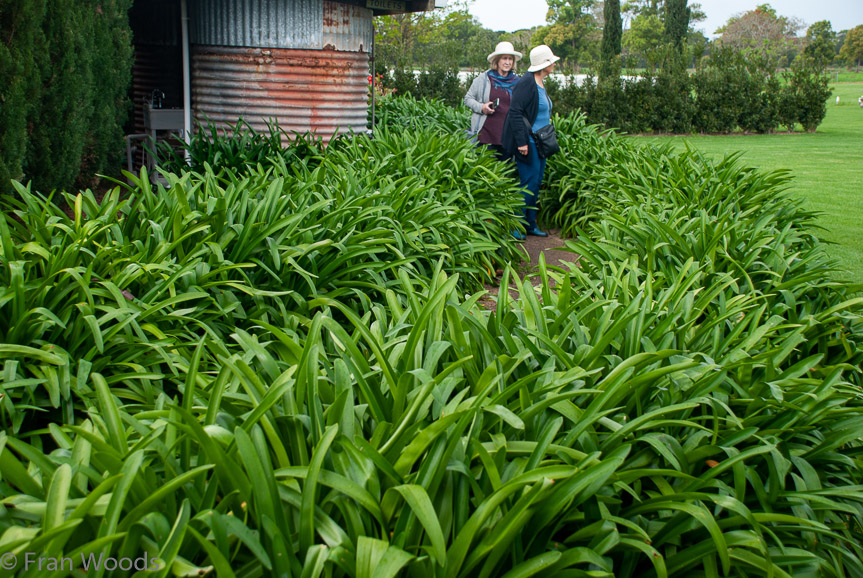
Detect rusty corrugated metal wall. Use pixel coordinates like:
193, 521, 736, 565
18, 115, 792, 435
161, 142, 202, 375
192, 46, 369, 139
188, 0, 372, 141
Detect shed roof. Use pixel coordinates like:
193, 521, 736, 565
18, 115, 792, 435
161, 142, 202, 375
331, 0, 445, 15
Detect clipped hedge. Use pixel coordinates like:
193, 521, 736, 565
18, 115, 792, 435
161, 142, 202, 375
545, 49, 832, 134
376, 48, 832, 135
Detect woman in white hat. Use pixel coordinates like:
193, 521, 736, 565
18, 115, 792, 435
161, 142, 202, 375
464, 41, 522, 159
501, 44, 560, 238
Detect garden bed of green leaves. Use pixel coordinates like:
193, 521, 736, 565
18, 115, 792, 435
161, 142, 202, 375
1, 95, 862, 577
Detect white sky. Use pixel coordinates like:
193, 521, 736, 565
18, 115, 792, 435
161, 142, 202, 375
466, 0, 863, 38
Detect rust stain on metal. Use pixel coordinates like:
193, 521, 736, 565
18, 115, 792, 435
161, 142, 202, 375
323, 1, 353, 28
192, 46, 370, 144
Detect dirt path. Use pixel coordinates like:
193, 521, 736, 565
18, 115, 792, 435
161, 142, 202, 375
481, 228, 580, 307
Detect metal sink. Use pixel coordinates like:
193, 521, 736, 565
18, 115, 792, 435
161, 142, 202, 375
144, 106, 184, 131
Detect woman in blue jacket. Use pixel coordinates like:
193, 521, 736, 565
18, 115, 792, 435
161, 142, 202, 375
502, 45, 560, 238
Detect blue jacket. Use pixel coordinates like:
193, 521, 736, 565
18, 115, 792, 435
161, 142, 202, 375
502, 72, 540, 159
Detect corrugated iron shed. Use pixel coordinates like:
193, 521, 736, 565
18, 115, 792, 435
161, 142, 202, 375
130, 0, 442, 146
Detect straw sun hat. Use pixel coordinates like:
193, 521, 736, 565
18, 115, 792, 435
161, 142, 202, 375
527, 44, 560, 72
487, 41, 522, 63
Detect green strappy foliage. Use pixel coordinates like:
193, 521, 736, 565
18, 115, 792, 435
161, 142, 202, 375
1, 96, 861, 577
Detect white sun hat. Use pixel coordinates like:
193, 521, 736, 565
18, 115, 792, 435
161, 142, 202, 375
487, 41, 523, 63
527, 44, 561, 72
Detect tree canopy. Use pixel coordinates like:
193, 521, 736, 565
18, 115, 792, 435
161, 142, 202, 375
374, 0, 495, 72
622, 0, 704, 67
804, 21, 837, 68
534, 0, 599, 70
716, 3, 803, 64
839, 25, 863, 72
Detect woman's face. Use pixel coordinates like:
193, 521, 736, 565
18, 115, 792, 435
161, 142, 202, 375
497, 55, 515, 74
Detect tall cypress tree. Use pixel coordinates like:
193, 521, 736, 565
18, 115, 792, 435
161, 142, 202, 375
599, 0, 622, 83
664, 0, 690, 52
25, 0, 95, 194
19, 0, 133, 194
0, 0, 46, 195
83, 0, 133, 185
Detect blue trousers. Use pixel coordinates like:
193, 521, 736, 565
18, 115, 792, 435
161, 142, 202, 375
515, 140, 547, 229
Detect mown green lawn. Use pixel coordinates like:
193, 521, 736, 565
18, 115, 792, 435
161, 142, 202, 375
831, 69, 863, 83
632, 82, 863, 284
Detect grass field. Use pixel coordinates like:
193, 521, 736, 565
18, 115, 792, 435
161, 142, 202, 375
633, 82, 863, 284
831, 69, 863, 83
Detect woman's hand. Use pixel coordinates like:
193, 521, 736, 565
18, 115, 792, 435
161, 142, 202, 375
481, 102, 495, 115
518, 145, 528, 156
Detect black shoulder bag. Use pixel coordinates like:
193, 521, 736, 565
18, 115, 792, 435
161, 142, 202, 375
522, 92, 560, 159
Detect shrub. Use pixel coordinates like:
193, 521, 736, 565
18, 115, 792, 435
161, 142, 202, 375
541, 112, 643, 232
156, 118, 324, 176
380, 66, 466, 109
545, 73, 591, 121
592, 78, 630, 131
619, 75, 656, 134
650, 60, 694, 133
691, 64, 740, 133
783, 56, 833, 132
2, 208, 861, 576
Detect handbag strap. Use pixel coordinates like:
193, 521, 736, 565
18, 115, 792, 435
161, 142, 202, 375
521, 87, 551, 140
522, 90, 553, 135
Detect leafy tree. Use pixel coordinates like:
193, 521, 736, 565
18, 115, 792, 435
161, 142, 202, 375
716, 4, 803, 66
622, 0, 703, 67
835, 29, 847, 61
503, 27, 541, 61
839, 25, 863, 72
375, 11, 445, 70
536, 0, 599, 70
600, 0, 622, 82
622, 0, 661, 20
623, 11, 663, 68
374, 0, 492, 72
804, 20, 837, 68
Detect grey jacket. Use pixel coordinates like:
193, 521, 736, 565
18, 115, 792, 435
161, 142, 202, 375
464, 72, 492, 136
